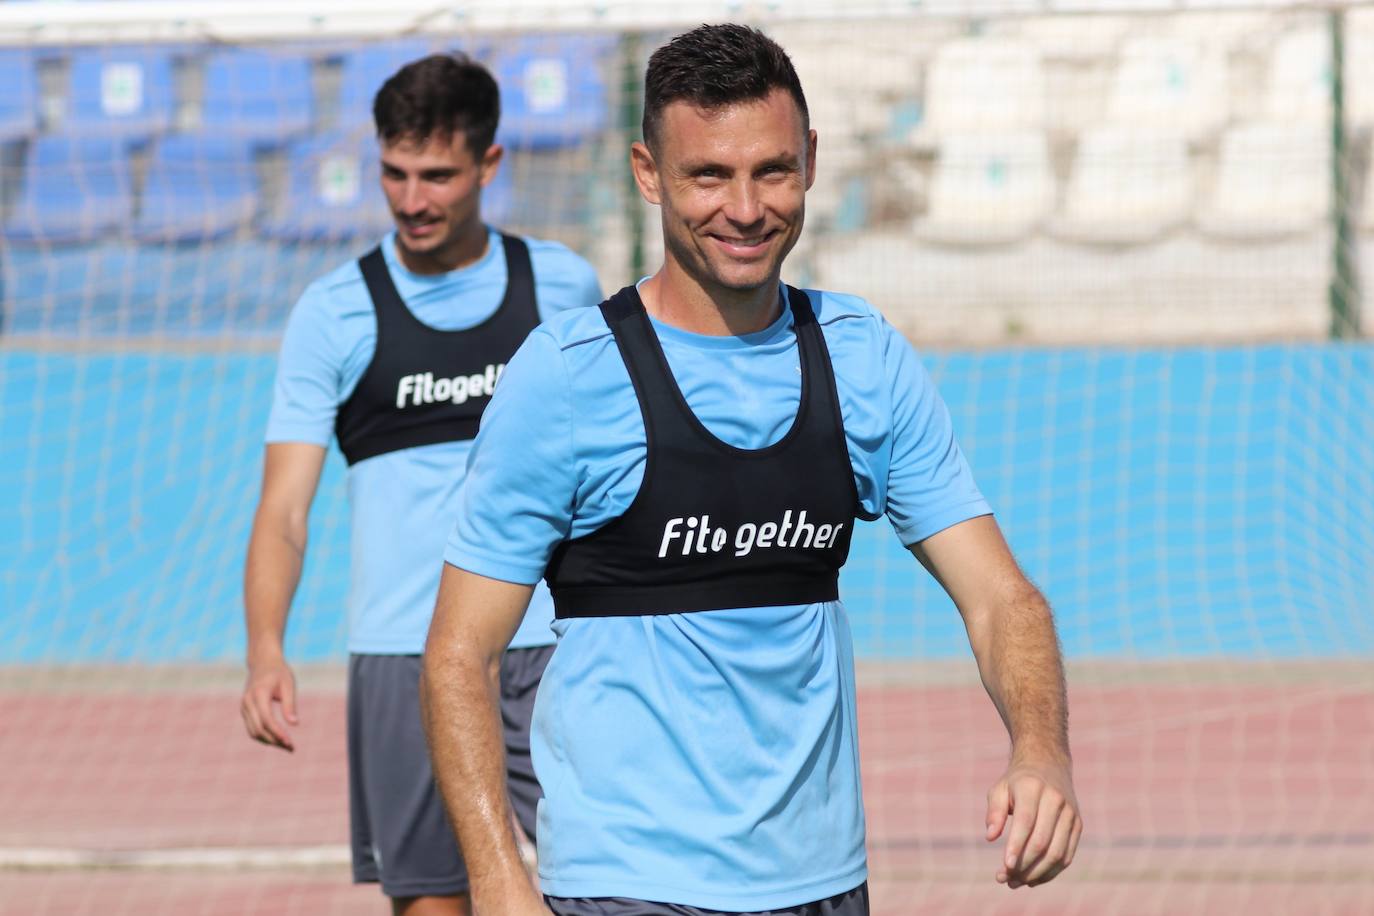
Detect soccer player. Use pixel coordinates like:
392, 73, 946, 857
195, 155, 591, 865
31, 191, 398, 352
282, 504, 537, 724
421, 25, 1081, 916
240, 53, 602, 916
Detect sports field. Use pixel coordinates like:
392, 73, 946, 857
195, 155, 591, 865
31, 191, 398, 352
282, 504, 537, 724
3, 3, 1373, 912
2, 342, 1371, 913
2, 661, 1369, 915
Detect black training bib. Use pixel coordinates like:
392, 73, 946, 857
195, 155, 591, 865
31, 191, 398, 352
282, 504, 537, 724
546, 284, 879, 618
334, 234, 539, 465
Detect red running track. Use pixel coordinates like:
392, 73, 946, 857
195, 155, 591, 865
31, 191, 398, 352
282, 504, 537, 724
1, 666, 1369, 915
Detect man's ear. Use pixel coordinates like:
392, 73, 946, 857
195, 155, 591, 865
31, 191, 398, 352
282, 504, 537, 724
479, 143, 504, 188
805, 129, 817, 191
630, 141, 661, 205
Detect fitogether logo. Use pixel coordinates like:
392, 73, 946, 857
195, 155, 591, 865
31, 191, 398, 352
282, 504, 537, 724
657, 510, 846, 559
395, 365, 504, 408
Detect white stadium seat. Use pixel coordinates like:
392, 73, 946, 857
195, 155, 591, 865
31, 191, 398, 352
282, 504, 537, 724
916, 131, 1054, 245
1345, 16, 1374, 128
1007, 14, 1131, 62
1054, 126, 1192, 244
916, 38, 1045, 141
1105, 36, 1229, 140
1265, 26, 1332, 122
1168, 10, 1273, 51
1197, 120, 1331, 239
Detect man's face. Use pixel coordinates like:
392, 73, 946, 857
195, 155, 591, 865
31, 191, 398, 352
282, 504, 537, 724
634, 88, 816, 296
379, 131, 499, 266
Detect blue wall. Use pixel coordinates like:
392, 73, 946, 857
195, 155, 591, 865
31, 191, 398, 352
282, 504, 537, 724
2, 344, 1371, 662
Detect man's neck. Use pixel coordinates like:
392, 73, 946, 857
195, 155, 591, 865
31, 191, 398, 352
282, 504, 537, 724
393, 221, 489, 276
640, 258, 781, 336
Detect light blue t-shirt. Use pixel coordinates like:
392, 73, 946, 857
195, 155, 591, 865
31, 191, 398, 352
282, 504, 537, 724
266, 228, 603, 653
444, 286, 991, 909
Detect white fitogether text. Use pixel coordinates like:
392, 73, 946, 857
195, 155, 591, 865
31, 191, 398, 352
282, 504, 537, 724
658, 510, 845, 559
395, 364, 504, 408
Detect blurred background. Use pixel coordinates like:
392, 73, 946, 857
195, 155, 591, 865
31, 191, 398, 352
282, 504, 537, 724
0, 1, 1370, 914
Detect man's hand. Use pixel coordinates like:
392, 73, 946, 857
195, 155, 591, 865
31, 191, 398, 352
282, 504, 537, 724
986, 758, 1082, 888
240, 654, 299, 752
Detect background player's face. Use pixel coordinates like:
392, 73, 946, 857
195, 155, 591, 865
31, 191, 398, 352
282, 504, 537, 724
379, 131, 502, 271
634, 88, 816, 295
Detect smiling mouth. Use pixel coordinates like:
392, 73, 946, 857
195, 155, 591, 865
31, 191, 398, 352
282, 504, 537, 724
398, 216, 440, 232
709, 230, 776, 253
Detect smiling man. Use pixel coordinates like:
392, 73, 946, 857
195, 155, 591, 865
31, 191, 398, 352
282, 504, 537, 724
422, 24, 1081, 916
241, 53, 601, 916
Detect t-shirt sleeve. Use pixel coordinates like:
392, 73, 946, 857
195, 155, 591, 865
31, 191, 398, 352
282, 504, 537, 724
881, 320, 992, 545
444, 327, 577, 584
532, 243, 605, 320
264, 282, 347, 446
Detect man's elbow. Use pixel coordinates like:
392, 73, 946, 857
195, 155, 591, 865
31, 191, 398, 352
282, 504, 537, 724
965, 576, 1054, 644
421, 628, 471, 685
253, 496, 310, 556
421, 623, 495, 689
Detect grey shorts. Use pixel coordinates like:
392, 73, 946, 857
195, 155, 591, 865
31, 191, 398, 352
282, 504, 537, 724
545, 883, 869, 916
347, 646, 552, 899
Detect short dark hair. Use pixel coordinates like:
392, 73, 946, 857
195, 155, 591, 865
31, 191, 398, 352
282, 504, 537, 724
373, 52, 500, 155
642, 24, 808, 151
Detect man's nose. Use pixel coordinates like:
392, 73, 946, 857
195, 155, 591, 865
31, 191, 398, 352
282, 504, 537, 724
723, 179, 764, 226
400, 181, 427, 214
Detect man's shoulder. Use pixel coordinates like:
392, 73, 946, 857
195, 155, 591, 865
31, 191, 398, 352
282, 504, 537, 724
294, 247, 372, 315
797, 286, 884, 328
532, 295, 615, 352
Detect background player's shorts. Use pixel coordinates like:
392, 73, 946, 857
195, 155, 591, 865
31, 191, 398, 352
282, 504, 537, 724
347, 646, 554, 899
544, 883, 869, 915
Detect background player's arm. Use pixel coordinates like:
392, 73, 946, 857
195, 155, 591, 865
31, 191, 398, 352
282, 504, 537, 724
421, 565, 551, 916
240, 441, 327, 752
910, 515, 1083, 888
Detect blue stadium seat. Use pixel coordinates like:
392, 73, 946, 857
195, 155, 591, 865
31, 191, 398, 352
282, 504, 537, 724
261, 131, 388, 243
134, 135, 259, 242
64, 46, 175, 140
0, 49, 39, 141
489, 35, 612, 150
262, 129, 512, 243
3, 136, 133, 244
337, 41, 436, 128
199, 49, 314, 146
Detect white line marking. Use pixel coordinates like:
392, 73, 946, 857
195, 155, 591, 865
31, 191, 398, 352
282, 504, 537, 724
0, 845, 351, 870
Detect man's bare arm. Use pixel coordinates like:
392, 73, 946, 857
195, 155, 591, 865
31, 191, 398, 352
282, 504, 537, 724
240, 442, 326, 752
911, 515, 1083, 888
421, 564, 550, 915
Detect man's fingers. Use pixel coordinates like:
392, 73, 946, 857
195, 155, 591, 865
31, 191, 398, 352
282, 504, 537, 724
240, 697, 264, 742
1066, 811, 1084, 866
266, 679, 298, 748
280, 675, 299, 726
251, 695, 286, 747
244, 684, 293, 751
260, 689, 295, 751
1015, 790, 1065, 878
985, 779, 1010, 842
1001, 777, 1041, 877
1023, 803, 1076, 885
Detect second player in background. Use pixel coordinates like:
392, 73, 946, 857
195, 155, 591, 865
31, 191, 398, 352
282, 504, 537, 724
240, 52, 602, 916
